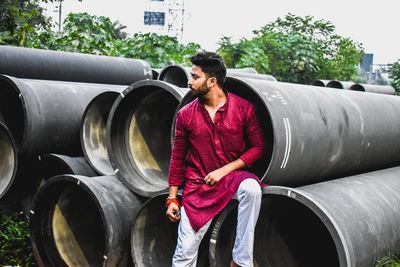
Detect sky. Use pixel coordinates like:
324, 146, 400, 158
42, 0, 400, 65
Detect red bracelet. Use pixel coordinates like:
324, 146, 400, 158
165, 198, 180, 208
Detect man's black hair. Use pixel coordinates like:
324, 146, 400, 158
190, 51, 227, 88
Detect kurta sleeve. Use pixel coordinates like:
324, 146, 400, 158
239, 104, 266, 167
168, 111, 188, 186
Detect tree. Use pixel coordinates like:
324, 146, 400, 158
0, 0, 52, 46
388, 59, 400, 95
218, 13, 364, 84
27, 12, 201, 67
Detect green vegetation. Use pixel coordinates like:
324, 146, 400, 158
376, 254, 400, 267
388, 59, 400, 95
218, 13, 365, 84
0, 204, 35, 266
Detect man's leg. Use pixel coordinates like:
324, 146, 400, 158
172, 206, 212, 267
232, 178, 262, 267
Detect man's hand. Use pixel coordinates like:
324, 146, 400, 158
204, 167, 227, 186
166, 203, 181, 222
204, 158, 246, 186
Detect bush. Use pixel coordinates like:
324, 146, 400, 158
0, 205, 36, 266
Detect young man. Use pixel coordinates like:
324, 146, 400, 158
166, 51, 266, 267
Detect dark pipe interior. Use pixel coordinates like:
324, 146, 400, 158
110, 86, 179, 194
350, 84, 365, 92
131, 195, 210, 267
159, 67, 189, 88
0, 79, 24, 144
82, 93, 118, 175
213, 196, 339, 267
0, 124, 16, 196
39, 156, 74, 181
32, 181, 105, 266
326, 81, 343, 89
311, 80, 326, 87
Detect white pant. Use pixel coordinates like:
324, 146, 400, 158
172, 178, 262, 267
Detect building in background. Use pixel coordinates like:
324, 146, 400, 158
143, 0, 185, 42
359, 53, 389, 85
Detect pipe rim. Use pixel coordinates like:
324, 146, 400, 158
30, 174, 109, 266
107, 80, 185, 197
0, 75, 28, 148
81, 91, 120, 175
157, 64, 190, 87
0, 122, 18, 198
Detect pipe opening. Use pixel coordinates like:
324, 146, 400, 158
131, 195, 178, 266
0, 123, 17, 197
109, 85, 180, 195
82, 92, 118, 175
326, 81, 343, 89
32, 181, 105, 266
175, 77, 273, 180
158, 66, 189, 88
212, 196, 339, 266
131, 194, 210, 266
0, 78, 24, 144
311, 80, 326, 87
350, 84, 365, 92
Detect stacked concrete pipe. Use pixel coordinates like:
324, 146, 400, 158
349, 83, 396, 95
210, 166, 400, 267
0, 74, 127, 156
157, 64, 276, 87
177, 76, 400, 187
81, 91, 125, 175
326, 80, 355, 89
311, 79, 330, 87
0, 45, 152, 84
30, 175, 144, 266
107, 80, 189, 197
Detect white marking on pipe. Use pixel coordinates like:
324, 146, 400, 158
280, 117, 291, 169
114, 168, 119, 174
77, 180, 80, 185
38, 155, 41, 160
210, 238, 216, 244
30, 210, 35, 214
18, 93, 22, 98
120, 92, 125, 98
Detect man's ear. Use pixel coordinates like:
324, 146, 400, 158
208, 77, 217, 88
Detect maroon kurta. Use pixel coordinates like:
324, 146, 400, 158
168, 92, 266, 232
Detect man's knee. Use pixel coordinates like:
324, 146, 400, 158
240, 179, 261, 199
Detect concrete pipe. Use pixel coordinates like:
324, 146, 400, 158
38, 154, 98, 180
0, 74, 127, 156
20, 154, 98, 213
0, 122, 18, 198
210, 166, 400, 267
349, 83, 396, 95
30, 174, 144, 267
81, 91, 124, 175
157, 64, 275, 87
131, 193, 212, 267
107, 80, 188, 197
326, 80, 355, 89
311, 79, 330, 87
176, 76, 400, 186
152, 68, 161, 80
0, 45, 152, 84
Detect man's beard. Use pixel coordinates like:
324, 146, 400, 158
190, 80, 209, 99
